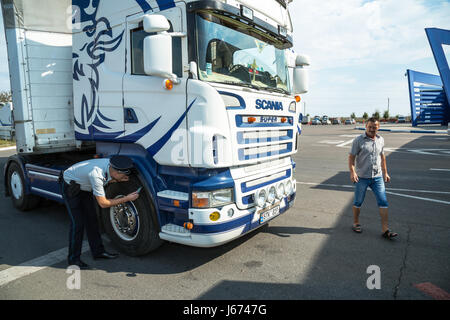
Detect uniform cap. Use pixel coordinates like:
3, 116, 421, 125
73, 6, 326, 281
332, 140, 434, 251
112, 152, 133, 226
109, 155, 134, 175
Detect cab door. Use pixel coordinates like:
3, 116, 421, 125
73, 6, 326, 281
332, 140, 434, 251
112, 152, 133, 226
123, 4, 189, 165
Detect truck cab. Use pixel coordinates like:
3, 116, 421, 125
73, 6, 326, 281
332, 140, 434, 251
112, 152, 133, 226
2, 0, 309, 255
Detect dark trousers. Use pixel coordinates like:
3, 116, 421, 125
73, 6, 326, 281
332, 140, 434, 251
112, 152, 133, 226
61, 182, 105, 263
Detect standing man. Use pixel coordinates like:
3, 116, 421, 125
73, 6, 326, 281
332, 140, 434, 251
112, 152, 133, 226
61, 155, 140, 269
348, 118, 398, 239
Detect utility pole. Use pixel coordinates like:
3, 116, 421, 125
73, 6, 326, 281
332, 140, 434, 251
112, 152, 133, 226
387, 98, 390, 114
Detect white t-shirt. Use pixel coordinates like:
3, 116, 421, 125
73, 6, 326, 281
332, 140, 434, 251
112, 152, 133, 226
63, 159, 112, 197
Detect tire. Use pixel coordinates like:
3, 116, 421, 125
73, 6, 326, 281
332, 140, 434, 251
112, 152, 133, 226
101, 177, 164, 256
7, 162, 41, 211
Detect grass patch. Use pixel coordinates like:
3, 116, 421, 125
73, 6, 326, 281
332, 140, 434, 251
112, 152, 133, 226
0, 139, 15, 148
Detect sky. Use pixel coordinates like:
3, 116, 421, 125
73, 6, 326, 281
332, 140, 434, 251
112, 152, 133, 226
289, 0, 450, 118
1, 0, 449, 118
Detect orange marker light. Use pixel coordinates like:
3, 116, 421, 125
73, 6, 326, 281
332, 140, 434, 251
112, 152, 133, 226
281, 117, 287, 123
164, 79, 174, 90
173, 200, 180, 207
248, 116, 256, 123
183, 222, 193, 230
295, 95, 301, 103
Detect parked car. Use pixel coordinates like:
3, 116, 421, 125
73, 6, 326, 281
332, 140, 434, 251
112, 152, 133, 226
312, 119, 322, 125
344, 119, 352, 125
397, 116, 406, 123
332, 119, 341, 125
301, 115, 311, 124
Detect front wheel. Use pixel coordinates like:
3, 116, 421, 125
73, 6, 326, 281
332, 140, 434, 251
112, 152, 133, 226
101, 178, 164, 256
7, 162, 41, 211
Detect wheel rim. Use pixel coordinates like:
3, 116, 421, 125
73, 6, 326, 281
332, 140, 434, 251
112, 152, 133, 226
10, 171, 23, 200
110, 197, 140, 241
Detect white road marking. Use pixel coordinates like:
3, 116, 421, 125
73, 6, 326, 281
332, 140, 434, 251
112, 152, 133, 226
0, 146, 16, 152
408, 149, 450, 156
430, 168, 450, 172
318, 140, 345, 145
385, 191, 450, 205
336, 139, 355, 148
0, 241, 89, 287
297, 181, 450, 205
296, 181, 450, 195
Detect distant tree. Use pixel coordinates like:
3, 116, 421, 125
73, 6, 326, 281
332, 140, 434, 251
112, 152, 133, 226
350, 112, 356, 119
383, 110, 389, 121
0, 91, 12, 103
372, 110, 380, 120
362, 112, 369, 121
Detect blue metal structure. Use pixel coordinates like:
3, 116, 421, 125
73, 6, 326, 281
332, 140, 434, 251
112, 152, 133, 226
407, 28, 450, 127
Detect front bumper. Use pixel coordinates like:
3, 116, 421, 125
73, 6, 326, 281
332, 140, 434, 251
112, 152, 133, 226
159, 192, 296, 247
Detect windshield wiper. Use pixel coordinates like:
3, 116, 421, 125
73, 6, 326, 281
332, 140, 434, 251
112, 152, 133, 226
214, 81, 261, 90
240, 82, 261, 90
262, 87, 289, 95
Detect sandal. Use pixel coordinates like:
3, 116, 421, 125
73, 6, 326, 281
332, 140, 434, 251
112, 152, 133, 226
352, 224, 362, 233
382, 230, 398, 239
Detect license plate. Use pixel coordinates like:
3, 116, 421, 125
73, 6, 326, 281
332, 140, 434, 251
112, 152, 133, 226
260, 116, 278, 123
259, 205, 280, 224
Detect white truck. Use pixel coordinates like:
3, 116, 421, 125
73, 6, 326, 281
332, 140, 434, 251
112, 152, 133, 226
1, 0, 309, 256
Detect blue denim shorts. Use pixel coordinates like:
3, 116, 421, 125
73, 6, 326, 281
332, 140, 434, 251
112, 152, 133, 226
353, 176, 388, 208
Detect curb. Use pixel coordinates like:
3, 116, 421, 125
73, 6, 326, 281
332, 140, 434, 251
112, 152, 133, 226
355, 127, 447, 134
0, 146, 16, 152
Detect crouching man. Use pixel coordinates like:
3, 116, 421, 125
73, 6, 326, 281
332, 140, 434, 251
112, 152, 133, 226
61, 155, 139, 269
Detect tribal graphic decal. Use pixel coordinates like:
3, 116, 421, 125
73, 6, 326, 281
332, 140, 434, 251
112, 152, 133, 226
72, 0, 191, 156
73, 0, 124, 138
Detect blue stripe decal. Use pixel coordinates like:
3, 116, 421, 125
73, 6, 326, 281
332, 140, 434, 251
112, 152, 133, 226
192, 212, 254, 234
240, 169, 291, 193
135, 0, 152, 12
156, 0, 176, 10
134, 0, 175, 12
147, 99, 196, 157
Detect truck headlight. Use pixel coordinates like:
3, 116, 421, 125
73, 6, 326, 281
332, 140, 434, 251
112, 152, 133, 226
276, 182, 285, 199
286, 180, 293, 195
268, 186, 276, 204
255, 189, 267, 207
192, 188, 234, 208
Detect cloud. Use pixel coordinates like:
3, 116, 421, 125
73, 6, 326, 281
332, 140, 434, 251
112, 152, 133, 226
290, 0, 450, 70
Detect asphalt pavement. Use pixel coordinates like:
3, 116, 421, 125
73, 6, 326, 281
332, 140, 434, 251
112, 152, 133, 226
0, 124, 449, 300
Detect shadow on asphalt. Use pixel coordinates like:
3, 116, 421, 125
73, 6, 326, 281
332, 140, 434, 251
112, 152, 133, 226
197, 135, 450, 299
1, 134, 450, 299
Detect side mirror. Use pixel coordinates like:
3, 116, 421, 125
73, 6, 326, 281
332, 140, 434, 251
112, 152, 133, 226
143, 33, 173, 78
143, 14, 170, 33
142, 15, 174, 79
293, 54, 310, 94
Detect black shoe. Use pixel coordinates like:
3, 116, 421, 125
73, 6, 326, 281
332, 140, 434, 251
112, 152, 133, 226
68, 260, 90, 270
93, 251, 119, 260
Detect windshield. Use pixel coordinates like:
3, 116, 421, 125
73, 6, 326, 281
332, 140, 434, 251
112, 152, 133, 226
195, 12, 291, 94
